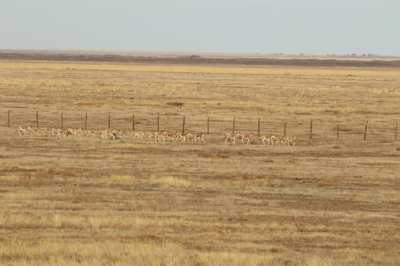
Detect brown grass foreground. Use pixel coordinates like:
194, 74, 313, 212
0, 60, 400, 265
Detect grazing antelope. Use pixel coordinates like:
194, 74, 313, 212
86, 130, 98, 138
191, 133, 206, 143
225, 132, 241, 144
16, 126, 31, 136
41, 127, 57, 136
275, 136, 288, 146
261, 135, 276, 145
241, 133, 254, 144
55, 129, 68, 138
286, 136, 297, 146
67, 128, 82, 138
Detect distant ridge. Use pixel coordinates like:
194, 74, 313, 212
1, 48, 400, 68
1, 48, 399, 60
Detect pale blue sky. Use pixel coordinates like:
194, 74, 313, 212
1, 0, 399, 55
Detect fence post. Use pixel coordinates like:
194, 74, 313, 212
233, 116, 235, 134
108, 114, 111, 129
309, 119, 313, 142
337, 122, 339, 140
85, 113, 87, 130
363, 120, 368, 140
207, 117, 210, 134
284, 120, 286, 136
132, 115, 135, 131
395, 122, 398, 141
8, 110, 10, 127
258, 118, 260, 137
61, 112, 63, 129
182, 116, 185, 134
36, 111, 39, 128
157, 115, 160, 132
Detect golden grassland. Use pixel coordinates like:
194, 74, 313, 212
0, 60, 400, 265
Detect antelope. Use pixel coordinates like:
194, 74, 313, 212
86, 130, 98, 138
191, 133, 206, 143
164, 132, 177, 142
67, 128, 82, 138
152, 130, 168, 141
176, 132, 192, 142
241, 133, 254, 144
286, 136, 297, 146
261, 135, 276, 145
225, 132, 241, 144
29, 128, 41, 137
275, 136, 288, 146
55, 129, 68, 138
119, 130, 129, 139
41, 127, 57, 136
132, 132, 145, 140
100, 129, 118, 139
16, 126, 31, 136
146, 132, 155, 141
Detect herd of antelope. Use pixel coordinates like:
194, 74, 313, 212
225, 132, 296, 146
16, 126, 297, 146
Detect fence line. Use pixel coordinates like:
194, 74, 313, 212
3, 110, 399, 142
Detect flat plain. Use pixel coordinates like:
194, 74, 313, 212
0, 60, 400, 265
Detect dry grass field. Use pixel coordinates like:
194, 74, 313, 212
0, 60, 400, 265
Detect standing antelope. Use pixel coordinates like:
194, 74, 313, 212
29, 128, 41, 137
119, 130, 129, 139
16, 126, 31, 136
286, 136, 297, 146
225, 132, 241, 144
275, 136, 288, 146
176, 132, 192, 142
100, 129, 119, 139
261, 135, 276, 145
132, 132, 145, 140
41, 127, 57, 136
241, 133, 254, 144
191, 133, 206, 143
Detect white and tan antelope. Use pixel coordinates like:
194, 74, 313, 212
241, 133, 254, 144
261, 135, 276, 145
67, 128, 82, 138
28, 128, 41, 137
191, 133, 206, 143
119, 130, 129, 139
100, 129, 118, 139
164, 132, 178, 142
16, 126, 31, 136
151, 130, 169, 141
56, 129, 69, 138
86, 130, 98, 138
286, 136, 297, 146
132, 132, 145, 140
225, 132, 241, 144
176, 132, 192, 142
275, 136, 288, 146
41, 127, 57, 136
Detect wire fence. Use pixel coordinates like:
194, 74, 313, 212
2, 109, 398, 143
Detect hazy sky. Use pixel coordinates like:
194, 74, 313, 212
1, 0, 399, 55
